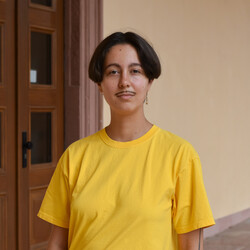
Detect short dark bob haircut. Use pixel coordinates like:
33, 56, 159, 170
88, 32, 161, 84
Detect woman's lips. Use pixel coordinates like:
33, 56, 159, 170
115, 90, 136, 97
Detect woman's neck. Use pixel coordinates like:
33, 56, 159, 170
106, 112, 153, 142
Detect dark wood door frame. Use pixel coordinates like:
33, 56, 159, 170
64, 0, 103, 148
0, 0, 16, 249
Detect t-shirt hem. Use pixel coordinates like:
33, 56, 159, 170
37, 211, 69, 229
175, 218, 215, 234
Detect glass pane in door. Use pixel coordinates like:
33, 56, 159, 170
31, 0, 52, 7
31, 112, 52, 164
30, 32, 52, 85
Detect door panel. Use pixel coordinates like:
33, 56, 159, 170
29, 187, 51, 248
17, 0, 64, 249
0, 0, 63, 248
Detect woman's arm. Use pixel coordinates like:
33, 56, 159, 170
47, 225, 69, 250
178, 228, 203, 250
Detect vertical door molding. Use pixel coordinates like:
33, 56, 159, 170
0, 0, 16, 249
17, 1, 29, 248
64, 0, 103, 148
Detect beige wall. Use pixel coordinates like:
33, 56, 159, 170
103, 0, 250, 220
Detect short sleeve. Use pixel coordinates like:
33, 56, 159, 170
37, 151, 70, 228
173, 156, 215, 234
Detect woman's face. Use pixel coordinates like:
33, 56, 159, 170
99, 44, 153, 116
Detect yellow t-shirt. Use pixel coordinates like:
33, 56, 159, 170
38, 125, 215, 249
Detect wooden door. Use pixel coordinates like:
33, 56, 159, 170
0, 0, 16, 249
17, 0, 64, 249
0, 0, 63, 249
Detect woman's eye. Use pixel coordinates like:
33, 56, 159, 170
131, 69, 141, 74
109, 70, 119, 75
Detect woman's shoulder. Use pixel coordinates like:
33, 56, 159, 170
58, 130, 103, 164
56, 130, 104, 176
156, 126, 190, 145
155, 126, 199, 159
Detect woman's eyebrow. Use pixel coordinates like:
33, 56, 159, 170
104, 63, 120, 70
129, 63, 142, 68
104, 63, 142, 70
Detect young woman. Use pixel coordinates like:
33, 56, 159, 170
38, 32, 215, 250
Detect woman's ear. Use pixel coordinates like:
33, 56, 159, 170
98, 84, 103, 93
148, 79, 154, 90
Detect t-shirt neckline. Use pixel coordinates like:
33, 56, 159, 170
99, 125, 159, 148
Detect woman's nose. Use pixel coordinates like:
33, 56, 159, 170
118, 72, 130, 88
